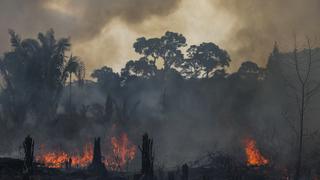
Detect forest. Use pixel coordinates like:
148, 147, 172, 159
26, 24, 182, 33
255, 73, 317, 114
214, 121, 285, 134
1, 29, 320, 180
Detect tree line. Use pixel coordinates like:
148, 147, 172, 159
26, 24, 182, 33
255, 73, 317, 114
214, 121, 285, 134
0, 29, 320, 179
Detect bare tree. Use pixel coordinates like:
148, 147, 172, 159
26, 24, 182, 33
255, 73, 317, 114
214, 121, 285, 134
284, 36, 320, 180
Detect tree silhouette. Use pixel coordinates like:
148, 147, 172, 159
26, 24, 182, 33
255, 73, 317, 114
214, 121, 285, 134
91, 66, 120, 93
64, 55, 85, 111
121, 57, 157, 81
0, 29, 83, 124
184, 42, 231, 78
238, 61, 265, 80
133, 31, 186, 72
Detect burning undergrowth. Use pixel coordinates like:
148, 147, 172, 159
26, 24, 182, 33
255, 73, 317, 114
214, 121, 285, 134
35, 132, 136, 171
244, 138, 269, 166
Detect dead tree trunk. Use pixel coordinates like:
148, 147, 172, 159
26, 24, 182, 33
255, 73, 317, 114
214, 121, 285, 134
181, 164, 189, 180
139, 133, 154, 180
168, 172, 175, 180
92, 137, 102, 164
23, 135, 34, 179
283, 37, 320, 180
89, 137, 106, 173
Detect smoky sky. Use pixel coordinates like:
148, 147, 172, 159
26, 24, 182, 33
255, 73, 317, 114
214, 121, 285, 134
0, 0, 320, 73
214, 0, 320, 67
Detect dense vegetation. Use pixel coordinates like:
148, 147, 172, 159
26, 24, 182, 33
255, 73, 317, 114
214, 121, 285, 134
0, 30, 320, 177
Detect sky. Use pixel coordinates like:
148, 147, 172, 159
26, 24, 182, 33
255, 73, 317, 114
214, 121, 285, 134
0, 0, 320, 74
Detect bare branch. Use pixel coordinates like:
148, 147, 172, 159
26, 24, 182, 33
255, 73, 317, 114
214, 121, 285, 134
293, 34, 304, 85
282, 111, 298, 137
306, 82, 320, 98
303, 37, 312, 84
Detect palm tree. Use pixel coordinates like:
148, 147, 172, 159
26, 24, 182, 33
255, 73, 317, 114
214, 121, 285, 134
64, 55, 85, 112
0, 29, 85, 124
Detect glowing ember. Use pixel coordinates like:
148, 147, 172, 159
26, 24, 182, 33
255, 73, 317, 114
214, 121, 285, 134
69, 143, 93, 167
36, 144, 93, 168
105, 133, 137, 171
244, 138, 269, 166
36, 151, 69, 168
36, 133, 136, 170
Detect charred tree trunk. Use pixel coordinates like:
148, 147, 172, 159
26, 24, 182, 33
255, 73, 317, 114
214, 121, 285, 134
181, 164, 189, 180
168, 172, 175, 180
139, 133, 154, 180
23, 135, 34, 179
92, 137, 102, 164
89, 137, 106, 173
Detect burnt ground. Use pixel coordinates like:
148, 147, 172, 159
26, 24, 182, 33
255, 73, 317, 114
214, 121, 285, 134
0, 157, 290, 180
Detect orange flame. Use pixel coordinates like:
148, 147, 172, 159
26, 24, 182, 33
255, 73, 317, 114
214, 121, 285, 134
36, 151, 69, 168
70, 143, 93, 168
244, 138, 269, 166
36, 144, 93, 168
105, 133, 137, 171
36, 133, 136, 170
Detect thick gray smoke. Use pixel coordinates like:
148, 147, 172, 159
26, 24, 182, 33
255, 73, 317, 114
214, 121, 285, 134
0, 0, 182, 52
213, 0, 320, 65
1, 0, 320, 171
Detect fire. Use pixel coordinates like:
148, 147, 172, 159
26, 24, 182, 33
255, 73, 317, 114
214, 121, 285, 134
36, 151, 69, 168
244, 138, 269, 166
36, 144, 93, 168
36, 133, 137, 170
105, 133, 137, 170
69, 143, 93, 168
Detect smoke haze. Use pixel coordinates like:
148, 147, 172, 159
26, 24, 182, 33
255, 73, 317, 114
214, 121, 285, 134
1, 0, 319, 74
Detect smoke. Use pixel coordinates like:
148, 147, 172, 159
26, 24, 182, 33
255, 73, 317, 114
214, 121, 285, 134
1, 0, 320, 73
2, 0, 320, 169
0, 0, 182, 39
213, 0, 320, 67
0, 0, 182, 71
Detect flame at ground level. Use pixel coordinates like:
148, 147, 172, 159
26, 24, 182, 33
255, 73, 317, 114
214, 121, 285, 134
244, 138, 269, 166
105, 133, 137, 171
36, 143, 97, 168
36, 133, 136, 170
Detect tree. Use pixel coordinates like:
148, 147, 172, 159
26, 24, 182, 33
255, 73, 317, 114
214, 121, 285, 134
23, 135, 34, 178
238, 61, 265, 80
133, 31, 186, 72
91, 66, 120, 93
159, 31, 186, 70
283, 37, 320, 180
266, 42, 284, 88
121, 57, 157, 81
133, 37, 161, 65
183, 42, 231, 79
64, 55, 85, 111
0, 29, 83, 124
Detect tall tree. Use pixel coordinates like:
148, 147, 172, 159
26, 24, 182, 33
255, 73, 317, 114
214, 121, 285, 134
91, 66, 120, 93
64, 55, 85, 111
183, 42, 231, 79
133, 31, 186, 72
0, 29, 83, 124
283, 37, 320, 180
121, 57, 157, 81
237, 61, 265, 80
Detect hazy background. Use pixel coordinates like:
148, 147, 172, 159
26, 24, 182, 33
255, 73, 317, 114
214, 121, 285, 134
1, 0, 320, 171
1, 0, 320, 74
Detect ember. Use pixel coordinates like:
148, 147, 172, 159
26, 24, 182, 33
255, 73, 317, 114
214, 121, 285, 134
244, 138, 269, 166
36, 151, 69, 168
36, 144, 93, 168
